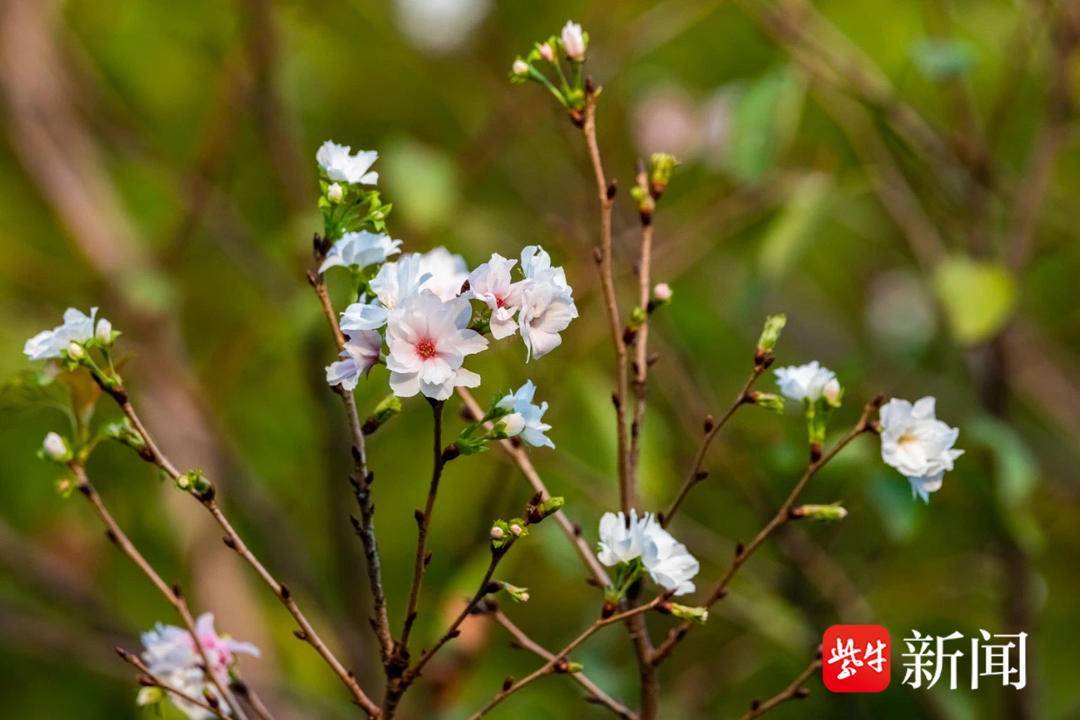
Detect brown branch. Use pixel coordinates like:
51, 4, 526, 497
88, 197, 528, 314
309, 270, 394, 665
661, 366, 766, 527
581, 84, 632, 514
402, 544, 514, 686
466, 595, 670, 720
457, 387, 611, 587
383, 399, 448, 714
628, 163, 655, 482
739, 656, 821, 720
108, 394, 381, 717
651, 396, 882, 665
116, 646, 229, 719
1006, 1, 1079, 270
68, 464, 247, 720
488, 608, 637, 720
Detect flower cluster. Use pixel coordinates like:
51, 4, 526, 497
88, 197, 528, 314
879, 396, 964, 502
317, 141, 577, 401
139, 614, 258, 719
597, 509, 700, 597
511, 21, 591, 112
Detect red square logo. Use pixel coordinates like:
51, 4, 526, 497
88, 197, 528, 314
822, 624, 891, 693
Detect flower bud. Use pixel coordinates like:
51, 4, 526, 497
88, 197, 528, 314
66, 342, 85, 360
647, 153, 678, 198
539, 41, 555, 63
490, 525, 506, 540
94, 318, 113, 345
653, 283, 672, 303
42, 432, 69, 461
560, 21, 587, 62
664, 603, 709, 624
748, 391, 785, 414
490, 520, 513, 549
823, 378, 843, 408
527, 495, 564, 523
790, 503, 848, 522
495, 412, 525, 438
327, 182, 344, 203
512, 58, 529, 76
508, 518, 528, 537
500, 582, 530, 603
756, 314, 787, 355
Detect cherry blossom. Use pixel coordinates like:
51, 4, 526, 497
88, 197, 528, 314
880, 396, 964, 502
385, 291, 488, 400
468, 253, 523, 339
319, 231, 402, 274
316, 140, 379, 185
495, 380, 554, 448
325, 330, 382, 391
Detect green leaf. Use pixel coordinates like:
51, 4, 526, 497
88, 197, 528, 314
758, 172, 832, 280
726, 66, 805, 184
932, 256, 1017, 344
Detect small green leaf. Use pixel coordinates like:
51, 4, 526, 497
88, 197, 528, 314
933, 256, 1017, 344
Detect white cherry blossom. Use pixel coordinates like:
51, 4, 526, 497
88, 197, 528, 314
468, 253, 523, 339
597, 509, 653, 567
880, 396, 964, 502
641, 522, 699, 596
496, 380, 554, 448
418, 246, 469, 300
325, 330, 382, 391
774, 361, 837, 403
518, 278, 577, 361
319, 231, 402, 274
385, 291, 488, 400
316, 141, 379, 185
24, 307, 108, 361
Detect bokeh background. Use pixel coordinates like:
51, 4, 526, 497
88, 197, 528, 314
0, 0, 1078, 718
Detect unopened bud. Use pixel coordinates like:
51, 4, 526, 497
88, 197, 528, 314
495, 412, 525, 439
94, 318, 114, 345
652, 283, 673, 303
665, 603, 709, 624
527, 495, 564, 523
749, 391, 785, 414
648, 153, 678, 198
539, 41, 555, 63
490, 525, 506, 540
512, 58, 529, 76
756, 314, 787, 355
327, 183, 344, 203
66, 342, 85, 360
790, 503, 848, 522
42, 432, 69, 461
823, 378, 843, 408
508, 519, 528, 538
500, 582, 530, 603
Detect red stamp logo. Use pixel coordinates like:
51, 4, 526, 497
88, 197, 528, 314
822, 625, 891, 693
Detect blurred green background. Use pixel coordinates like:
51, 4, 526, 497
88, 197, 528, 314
0, 0, 1077, 718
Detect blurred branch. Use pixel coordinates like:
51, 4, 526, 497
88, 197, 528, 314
739, 655, 820, 720
67, 463, 249, 720
487, 606, 637, 719
457, 387, 611, 588
651, 397, 881, 665
466, 595, 670, 720
1006, 0, 1079, 270
115, 646, 229, 720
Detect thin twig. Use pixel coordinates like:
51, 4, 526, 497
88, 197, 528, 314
488, 608, 637, 720
68, 464, 247, 720
628, 163, 655, 482
581, 84, 632, 514
661, 366, 765, 527
739, 656, 821, 720
107, 394, 381, 717
651, 397, 882, 666
116, 646, 229, 719
403, 543, 514, 685
466, 595, 670, 719
457, 387, 611, 587
309, 270, 394, 665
